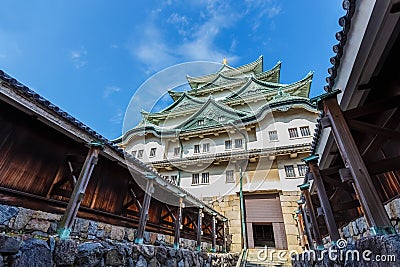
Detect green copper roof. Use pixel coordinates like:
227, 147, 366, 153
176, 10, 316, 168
177, 97, 249, 132
186, 56, 264, 89
155, 92, 204, 114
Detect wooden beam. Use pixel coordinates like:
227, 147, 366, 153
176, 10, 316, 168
299, 204, 314, 250
339, 168, 353, 183
46, 161, 66, 198
306, 158, 340, 242
361, 108, 400, 157
295, 210, 306, 248
222, 220, 227, 252
320, 165, 342, 176
300, 184, 323, 249
211, 214, 217, 252
174, 196, 185, 249
128, 187, 142, 210
135, 175, 155, 244
58, 144, 102, 238
323, 97, 394, 235
348, 119, 400, 140
343, 95, 400, 119
196, 208, 203, 251
367, 155, 400, 175
332, 199, 360, 212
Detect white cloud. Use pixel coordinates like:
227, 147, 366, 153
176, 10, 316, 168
267, 6, 281, 18
244, 0, 281, 32
103, 86, 121, 98
130, 1, 242, 72
109, 108, 123, 125
70, 47, 88, 69
167, 13, 189, 36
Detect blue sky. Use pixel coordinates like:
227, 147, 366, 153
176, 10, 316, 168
0, 1, 344, 139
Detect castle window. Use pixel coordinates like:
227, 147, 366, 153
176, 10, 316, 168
235, 138, 243, 148
284, 165, 295, 177
192, 174, 199, 185
203, 143, 210, 153
288, 128, 299, 138
198, 119, 204, 126
268, 130, 278, 141
225, 140, 232, 150
300, 126, 311, 136
218, 116, 225, 122
202, 172, 210, 184
226, 170, 234, 183
194, 144, 200, 154
137, 150, 144, 159
174, 147, 180, 156
132, 151, 137, 157
149, 148, 157, 157
298, 165, 307, 177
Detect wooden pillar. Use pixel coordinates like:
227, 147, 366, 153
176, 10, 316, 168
174, 195, 185, 249
58, 142, 102, 239
211, 213, 217, 252
299, 203, 314, 250
196, 207, 203, 251
300, 183, 323, 250
304, 156, 341, 243
135, 175, 156, 244
322, 96, 394, 235
222, 219, 227, 253
295, 209, 306, 248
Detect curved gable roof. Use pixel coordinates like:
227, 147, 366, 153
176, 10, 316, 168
186, 56, 263, 89
226, 71, 313, 101
176, 97, 249, 132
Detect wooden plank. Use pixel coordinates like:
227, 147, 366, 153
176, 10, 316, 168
174, 196, 184, 248
348, 119, 400, 140
308, 161, 340, 242
302, 187, 323, 249
332, 199, 360, 212
361, 108, 400, 157
222, 220, 227, 252
367, 155, 400, 175
135, 176, 155, 244
196, 208, 203, 251
127, 187, 142, 210
323, 97, 393, 234
211, 214, 216, 252
46, 161, 66, 198
51, 188, 72, 198
300, 206, 314, 250
58, 145, 101, 237
344, 96, 400, 119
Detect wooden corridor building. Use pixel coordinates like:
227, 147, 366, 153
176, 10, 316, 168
296, 0, 400, 249
0, 70, 228, 251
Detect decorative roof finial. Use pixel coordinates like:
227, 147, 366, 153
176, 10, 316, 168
222, 58, 228, 65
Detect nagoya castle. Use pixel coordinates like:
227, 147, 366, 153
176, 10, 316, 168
119, 56, 318, 255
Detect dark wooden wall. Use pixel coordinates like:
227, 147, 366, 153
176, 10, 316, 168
0, 100, 215, 242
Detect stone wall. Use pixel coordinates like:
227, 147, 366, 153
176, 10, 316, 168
0, 204, 213, 252
280, 190, 302, 252
207, 195, 241, 252
322, 197, 400, 246
0, 234, 239, 267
